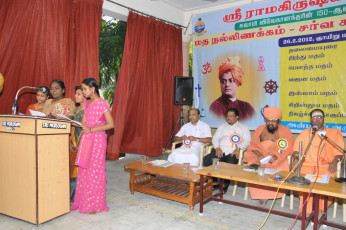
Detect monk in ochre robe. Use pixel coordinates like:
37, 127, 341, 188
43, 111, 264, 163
209, 56, 255, 121
243, 106, 294, 206
293, 109, 344, 214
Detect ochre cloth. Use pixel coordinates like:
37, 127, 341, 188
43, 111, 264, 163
294, 127, 344, 214
209, 95, 255, 121
263, 106, 282, 119
218, 56, 244, 86
244, 124, 294, 199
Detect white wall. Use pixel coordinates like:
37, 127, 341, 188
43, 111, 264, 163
102, 0, 268, 35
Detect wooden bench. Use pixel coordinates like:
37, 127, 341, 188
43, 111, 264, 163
124, 160, 213, 211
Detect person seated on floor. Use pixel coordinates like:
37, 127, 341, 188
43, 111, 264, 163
203, 108, 251, 193
168, 108, 212, 166
243, 106, 294, 207
293, 109, 344, 214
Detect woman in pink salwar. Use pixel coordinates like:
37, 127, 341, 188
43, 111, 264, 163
71, 78, 114, 214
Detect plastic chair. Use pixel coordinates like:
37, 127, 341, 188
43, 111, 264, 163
232, 149, 246, 197
171, 141, 213, 168
280, 155, 294, 209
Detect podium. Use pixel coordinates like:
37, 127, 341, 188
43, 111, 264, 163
0, 115, 71, 224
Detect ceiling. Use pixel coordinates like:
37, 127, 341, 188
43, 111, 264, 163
152, 0, 246, 11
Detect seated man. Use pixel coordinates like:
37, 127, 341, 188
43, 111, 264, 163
293, 109, 344, 214
243, 106, 294, 206
203, 108, 251, 193
168, 108, 212, 166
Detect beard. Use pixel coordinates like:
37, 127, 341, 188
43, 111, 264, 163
267, 124, 278, 134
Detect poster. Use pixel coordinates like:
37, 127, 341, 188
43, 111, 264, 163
192, 0, 346, 134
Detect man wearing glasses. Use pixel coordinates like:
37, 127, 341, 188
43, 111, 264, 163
243, 106, 294, 207
293, 109, 344, 214
203, 108, 251, 193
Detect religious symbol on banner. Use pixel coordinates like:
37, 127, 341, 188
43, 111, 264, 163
260, 105, 269, 118
230, 134, 242, 150
195, 84, 202, 97
277, 138, 288, 154
258, 56, 265, 71
264, 79, 278, 95
183, 139, 193, 148
201, 62, 212, 74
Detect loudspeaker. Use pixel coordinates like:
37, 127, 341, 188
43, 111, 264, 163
174, 76, 193, 105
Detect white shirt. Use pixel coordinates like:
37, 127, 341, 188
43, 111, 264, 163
176, 120, 212, 151
212, 121, 251, 156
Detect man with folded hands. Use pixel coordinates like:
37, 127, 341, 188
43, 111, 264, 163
243, 106, 294, 207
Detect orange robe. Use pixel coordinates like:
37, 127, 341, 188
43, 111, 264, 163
294, 127, 344, 214
244, 124, 294, 199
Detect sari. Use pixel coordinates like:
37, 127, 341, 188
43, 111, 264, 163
71, 99, 110, 213
69, 106, 84, 202
43, 98, 75, 117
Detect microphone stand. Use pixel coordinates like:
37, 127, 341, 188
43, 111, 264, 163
320, 134, 346, 184
287, 140, 311, 185
162, 105, 185, 155
287, 127, 317, 185
12, 86, 39, 114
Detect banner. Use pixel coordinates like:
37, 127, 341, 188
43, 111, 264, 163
192, 0, 346, 134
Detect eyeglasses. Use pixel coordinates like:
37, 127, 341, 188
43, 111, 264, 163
312, 115, 323, 120
265, 118, 279, 123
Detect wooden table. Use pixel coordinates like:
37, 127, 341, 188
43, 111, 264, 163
124, 160, 213, 210
197, 163, 346, 230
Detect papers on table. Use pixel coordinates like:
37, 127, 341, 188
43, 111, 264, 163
243, 166, 281, 175
56, 114, 82, 126
260, 155, 272, 165
305, 174, 330, 184
29, 109, 46, 117
149, 160, 175, 168
264, 168, 281, 175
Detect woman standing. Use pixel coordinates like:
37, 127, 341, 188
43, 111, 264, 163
43, 79, 75, 118
71, 78, 114, 214
70, 86, 86, 202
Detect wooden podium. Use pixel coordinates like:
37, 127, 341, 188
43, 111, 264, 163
0, 115, 71, 224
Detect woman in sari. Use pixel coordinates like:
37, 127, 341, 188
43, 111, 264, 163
25, 86, 49, 115
70, 86, 86, 203
43, 79, 75, 118
71, 78, 114, 214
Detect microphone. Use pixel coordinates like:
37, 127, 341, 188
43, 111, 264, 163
36, 87, 47, 92
318, 130, 327, 139
12, 86, 45, 114
312, 126, 318, 135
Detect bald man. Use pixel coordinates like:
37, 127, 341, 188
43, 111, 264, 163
168, 108, 212, 166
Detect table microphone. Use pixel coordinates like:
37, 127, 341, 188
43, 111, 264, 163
312, 125, 318, 135
12, 86, 46, 114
